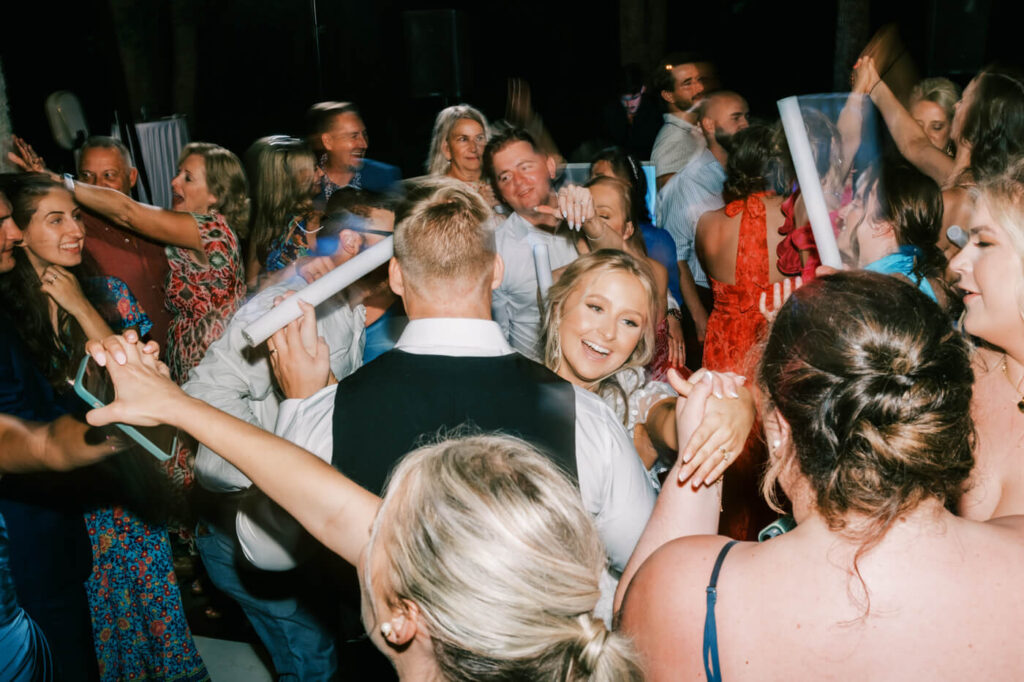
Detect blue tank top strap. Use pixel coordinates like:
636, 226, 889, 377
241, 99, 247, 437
703, 540, 739, 682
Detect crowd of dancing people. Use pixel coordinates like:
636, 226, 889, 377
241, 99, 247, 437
0, 37, 1023, 682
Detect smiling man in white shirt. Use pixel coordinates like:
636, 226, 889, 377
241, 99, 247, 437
485, 128, 581, 361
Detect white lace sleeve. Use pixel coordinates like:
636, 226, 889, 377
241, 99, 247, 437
604, 368, 678, 433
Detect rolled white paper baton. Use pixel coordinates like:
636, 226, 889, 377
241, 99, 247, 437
532, 242, 554, 299
242, 236, 394, 347
777, 96, 842, 269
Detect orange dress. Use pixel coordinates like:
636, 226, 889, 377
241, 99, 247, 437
702, 192, 778, 540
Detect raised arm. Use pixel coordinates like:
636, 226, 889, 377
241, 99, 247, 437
7, 138, 204, 252
86, 332, 379, 566
856, 56, 956, 186
69, 180, 203, 251
613, 371, 725, 614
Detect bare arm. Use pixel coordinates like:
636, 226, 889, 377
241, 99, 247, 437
71, 182, 203, 251
39, 265, 114, 342
614, 374, 722, 613
86, 333, 380, 566
676, 260, 708, 341
857, 57, 955, 186
0, 413, 119, 476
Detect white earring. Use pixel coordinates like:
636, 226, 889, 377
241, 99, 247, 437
771, 439, 781, 450
380, 622, 393, 638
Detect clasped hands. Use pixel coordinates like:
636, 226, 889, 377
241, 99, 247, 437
668, 368, 755, 488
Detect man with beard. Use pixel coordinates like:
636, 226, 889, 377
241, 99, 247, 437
658, 91, 749, 366
650, 53, 710, 190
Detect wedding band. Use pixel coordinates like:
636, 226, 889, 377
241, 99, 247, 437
268, 348, 278, 355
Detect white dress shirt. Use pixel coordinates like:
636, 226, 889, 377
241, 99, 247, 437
185, 276, 366, 492
238, 317, 656, 623
658, 149, 726, 289
492, 212, 579, 360
651, 113, 707, 179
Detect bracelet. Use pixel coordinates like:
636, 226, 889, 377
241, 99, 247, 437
63, 173, 76, 193
667, 308, 684, 321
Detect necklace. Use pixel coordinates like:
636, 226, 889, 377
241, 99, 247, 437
999, 354, 1024, 413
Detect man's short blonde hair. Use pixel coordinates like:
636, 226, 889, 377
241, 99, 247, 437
393, 178, 494, 294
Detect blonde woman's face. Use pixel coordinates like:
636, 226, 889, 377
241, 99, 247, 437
910, 99, 952, 152
556, 270, 647, 388
170, 154, 218, 214
949, 200, 1024, 349
444, 118, 487, 176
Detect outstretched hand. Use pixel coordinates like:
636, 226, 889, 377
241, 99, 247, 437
85, 331, 178, 429
758, 276, 803, 323
670, 369, 755, 488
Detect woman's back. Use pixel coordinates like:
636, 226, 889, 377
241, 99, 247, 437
697, 193, 788, 287
622, 508, 1024, 681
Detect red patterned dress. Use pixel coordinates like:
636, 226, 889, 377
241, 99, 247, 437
702, 192, 778, 540
164, 212, 246, 386
164, 212, 246, 492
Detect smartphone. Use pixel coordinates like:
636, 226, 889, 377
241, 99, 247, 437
757, 515, 796, 542
73, 356, 179, 461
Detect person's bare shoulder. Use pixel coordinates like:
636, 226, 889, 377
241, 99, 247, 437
618, 535, 737, 679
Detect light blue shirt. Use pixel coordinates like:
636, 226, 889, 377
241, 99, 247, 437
658, 149, 726, 289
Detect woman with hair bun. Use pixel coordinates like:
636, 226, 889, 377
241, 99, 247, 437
619, 271, 1024, 681
83, 336, 647, 681
694, 124, 790, 539
696, 124, 789, 375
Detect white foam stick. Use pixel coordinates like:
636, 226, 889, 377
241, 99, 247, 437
242, 237, 394, 347
532, 242, 554, 299
777, 96, 842, 268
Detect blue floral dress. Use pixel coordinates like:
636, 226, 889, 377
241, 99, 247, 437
82, 277, 209, 681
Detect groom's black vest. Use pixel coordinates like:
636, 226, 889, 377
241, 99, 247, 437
331, 350, 577, 494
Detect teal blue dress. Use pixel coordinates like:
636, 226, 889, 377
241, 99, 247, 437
864, 245, 937, 302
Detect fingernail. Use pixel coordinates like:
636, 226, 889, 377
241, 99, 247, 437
692, 477, 702, 489
681, 450, 692, 463
115, 352, 126, 365
728, 389, 739, 398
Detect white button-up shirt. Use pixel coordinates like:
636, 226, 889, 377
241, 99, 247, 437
237, 317, 656, 623
492, 212, 579, 361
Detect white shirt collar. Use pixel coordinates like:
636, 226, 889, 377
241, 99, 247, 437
394, 318, 514, 357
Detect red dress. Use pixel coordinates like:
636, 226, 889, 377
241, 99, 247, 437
702, 192, 778, 540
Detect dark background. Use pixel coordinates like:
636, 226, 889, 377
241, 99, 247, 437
2, 0, 1020, 182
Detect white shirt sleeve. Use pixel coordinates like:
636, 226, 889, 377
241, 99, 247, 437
186, 292, 282, 492
234, 384, 338, 570
573, 387, 656, 574
185, 283, 364, 493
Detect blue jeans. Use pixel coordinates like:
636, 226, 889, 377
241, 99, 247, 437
196, 525, 339, 681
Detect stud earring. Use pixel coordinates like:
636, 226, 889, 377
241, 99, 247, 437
380, 622, 393, 638
771, 439, 781, 450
